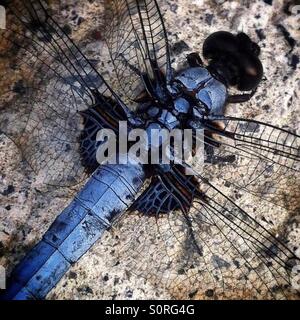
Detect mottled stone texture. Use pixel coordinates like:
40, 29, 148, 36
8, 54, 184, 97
0, 0, 299, 300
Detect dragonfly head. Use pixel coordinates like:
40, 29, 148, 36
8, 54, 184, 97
203, 31, 263, 92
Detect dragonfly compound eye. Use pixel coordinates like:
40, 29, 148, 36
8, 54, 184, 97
203, 31, 263, 92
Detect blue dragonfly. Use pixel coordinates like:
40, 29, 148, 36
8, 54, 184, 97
0, 0, 300, 300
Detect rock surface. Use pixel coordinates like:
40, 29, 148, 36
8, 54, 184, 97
0, 0, 299, 300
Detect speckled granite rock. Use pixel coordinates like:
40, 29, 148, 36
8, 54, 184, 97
0, 0, 299, 300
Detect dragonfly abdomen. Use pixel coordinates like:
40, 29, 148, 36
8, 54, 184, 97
1, 162, 145, 300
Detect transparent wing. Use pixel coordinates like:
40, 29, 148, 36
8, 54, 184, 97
0, 0, 129, 186
113, 118, 300, 299
115, 170, 299, 299
199, 116, 300, 208
104, 0, 172, 103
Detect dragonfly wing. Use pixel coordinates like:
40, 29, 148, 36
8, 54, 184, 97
115, 118, 300, 299
104, 0, 172, 104
199, 116, 300, 208
0, 0, 129, 186
115, 173, 299, 299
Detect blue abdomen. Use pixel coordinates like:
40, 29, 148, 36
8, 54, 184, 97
1, 162, 145, 300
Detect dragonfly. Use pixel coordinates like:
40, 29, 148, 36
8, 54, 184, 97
0, 0, 299, 300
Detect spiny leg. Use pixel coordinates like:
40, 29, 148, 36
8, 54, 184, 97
187, 52, 204, 68
227, 88, 257, 104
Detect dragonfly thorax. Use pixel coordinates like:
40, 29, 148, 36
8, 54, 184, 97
135, 67, 227, 132
173, 67, 228, 116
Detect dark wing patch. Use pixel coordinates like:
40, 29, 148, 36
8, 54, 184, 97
132, 165, 200, 215
80, 98, 128, 173
133, 176, 180, 214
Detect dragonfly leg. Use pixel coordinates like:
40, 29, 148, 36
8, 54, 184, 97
187, 52, 204, 68
227, 88, 257, 103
